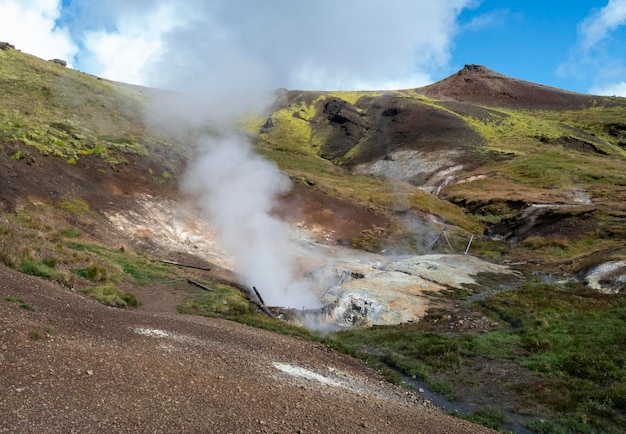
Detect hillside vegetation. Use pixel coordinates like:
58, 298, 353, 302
257, 69, 626, 269
1, 46, 625, 433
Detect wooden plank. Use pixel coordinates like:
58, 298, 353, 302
187, 279, 213, 291
159, 259, 211, 272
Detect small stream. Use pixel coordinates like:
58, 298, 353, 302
400, 374, 537, 434
408, 269, 582, 433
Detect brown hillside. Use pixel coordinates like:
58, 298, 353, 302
416, 64, 599, 110
1, 265, 493, 433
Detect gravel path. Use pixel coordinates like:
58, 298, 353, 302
0, 265, 494, 433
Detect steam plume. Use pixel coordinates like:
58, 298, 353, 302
137, 1, 475, 310
181, 133, 320, 308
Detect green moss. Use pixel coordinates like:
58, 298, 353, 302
67, 242, 175, 284
60, 227, 81, 238
178, 283, 255, 316
0, 47, 179, 169
21, 259, 62, 280
326, 91, 381, 106
326, 282, 626, 432
410, 191, 484, 234
57, 197, 89, 215
264, 106, 318, 154
80, 285, 139, 308
455, 407, 511, 431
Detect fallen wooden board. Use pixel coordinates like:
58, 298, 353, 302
187, 279, 213, 291
159, 259, 211, 272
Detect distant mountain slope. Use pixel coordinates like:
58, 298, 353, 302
258, 65, 626, 272
416, 64, 600, 110
261, 65, 626, 194
0, 45, 186, 213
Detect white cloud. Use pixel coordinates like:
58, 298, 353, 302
0, 0, 77, 63
80, 2, 187, 85
461, 8, 515, 33
579, 0, 626, 50
0, 1, 477, 90
590, 81, 626, 96
69, 0, 474, 91
558, 0, 626, 93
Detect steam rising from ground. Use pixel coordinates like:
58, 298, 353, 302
141, 30, 324, 309
135, 1, 481, 311
181, 134, 320, 308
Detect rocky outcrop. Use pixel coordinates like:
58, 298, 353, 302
318, 98, 367, 160
49, 58, 67, 67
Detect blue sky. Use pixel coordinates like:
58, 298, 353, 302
1, 0, 625, 96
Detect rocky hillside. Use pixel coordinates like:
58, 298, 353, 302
1, 44, 625, 432
259, 64, 626, 286
2, 44, 626, 278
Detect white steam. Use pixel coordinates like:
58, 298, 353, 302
133, 1, 477, 310
180, 133, 320, 309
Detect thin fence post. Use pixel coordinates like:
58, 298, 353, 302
464, 234, 474, 255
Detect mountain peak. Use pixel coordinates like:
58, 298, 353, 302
416, 64, 596, 110
460, 64, 494, 74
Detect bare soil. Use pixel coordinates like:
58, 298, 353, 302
417, 64, 597, 110
0, 265, 495, 433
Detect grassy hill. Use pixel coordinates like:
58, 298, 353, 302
1, 46, 625, 432
257, 67, 626, 271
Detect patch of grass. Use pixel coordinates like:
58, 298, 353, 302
0, 213, 41, 268
20, 302, 36, 311
67, 242, 175, 284
72, 265, 107, 282
328, 325, 473, 395
326, 282, 626, 432
99, 135, 148, 156
0, 47, 182, 170
410, 190, 484, 234
470, 238, 508, 260
80, 285, 139, 308
480, 214, 502, 224
178, 283, 321, 341
57, 197, 90, 215
60, 227, 81, 238
231, 313, 320, 341
21, 259, 62, 280
178, 282, 256, 316
506, 153, 578, 189
28, 327, 57, 340
5, 296, 24, 303
516, 233, 619, 266
259, 145, 404, 211
5, 296, 36, 311
454, 406, 511, 431
484, 284, 626, 382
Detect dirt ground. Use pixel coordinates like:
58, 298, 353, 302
0, 265, 494, 433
